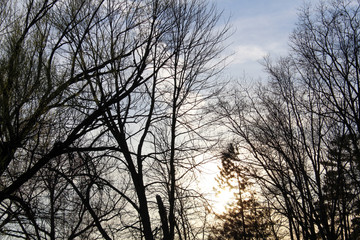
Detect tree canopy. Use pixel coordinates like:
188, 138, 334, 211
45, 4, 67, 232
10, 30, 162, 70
0, 0, 228, 239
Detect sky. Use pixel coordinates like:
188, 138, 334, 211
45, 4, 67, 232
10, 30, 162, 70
202, 0, 316, 212
212, 0, 309, 81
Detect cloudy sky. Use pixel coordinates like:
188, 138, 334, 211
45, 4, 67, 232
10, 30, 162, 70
201, 1, 314, 207
213, 0, 311, 81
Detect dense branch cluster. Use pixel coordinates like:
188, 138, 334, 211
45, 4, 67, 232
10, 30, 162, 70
0, 0, 228, 239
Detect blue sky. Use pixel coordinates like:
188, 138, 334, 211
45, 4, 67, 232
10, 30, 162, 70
212, 0, 310, 80
200, 1, 318, 207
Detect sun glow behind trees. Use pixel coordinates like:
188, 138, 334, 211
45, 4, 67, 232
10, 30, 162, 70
209, 1, 360, 239
212, 184, 235, 214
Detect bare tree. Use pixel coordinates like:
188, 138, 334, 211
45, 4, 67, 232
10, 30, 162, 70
0, 0, 152, 238
0, 0, 228, 239
86, 0, 228, 239
213, 1, 360, 239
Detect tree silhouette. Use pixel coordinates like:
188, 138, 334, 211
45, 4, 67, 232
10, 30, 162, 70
209, 144, 275, 240
323, 134, 360, 239
212, 1, 360, 239
0, 0, 228, 239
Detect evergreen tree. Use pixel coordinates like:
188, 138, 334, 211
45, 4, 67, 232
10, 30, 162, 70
209, 144, 275, 240
323, 134, 360, 239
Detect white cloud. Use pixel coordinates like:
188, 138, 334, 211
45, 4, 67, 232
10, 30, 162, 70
213, 0, 306, 79
229, 44, 267, 65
